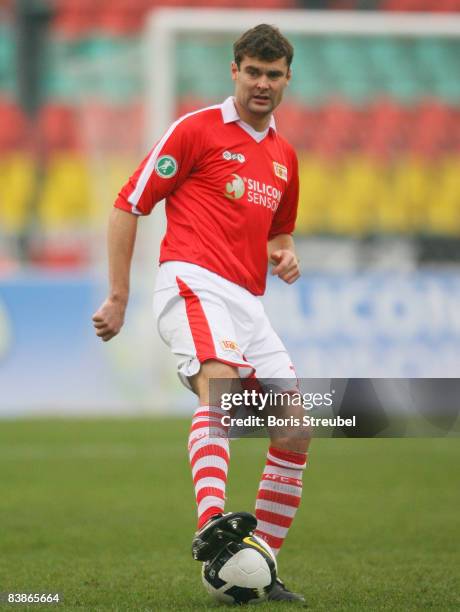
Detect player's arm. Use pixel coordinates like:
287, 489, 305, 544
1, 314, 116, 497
268, 233, 300, 284
93, 117, 202, 341
92, 208, 138, 342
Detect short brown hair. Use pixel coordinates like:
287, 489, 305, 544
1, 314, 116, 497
233, 24, 294, 69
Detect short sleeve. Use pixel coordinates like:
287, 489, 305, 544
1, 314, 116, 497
114, 116, 201, 216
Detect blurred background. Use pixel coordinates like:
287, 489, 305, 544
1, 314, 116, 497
0, 0, 459, 415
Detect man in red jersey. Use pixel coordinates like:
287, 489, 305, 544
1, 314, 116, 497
93, 25, 308, 602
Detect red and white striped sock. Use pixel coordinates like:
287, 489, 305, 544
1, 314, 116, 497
254, 445, 307, 555
188, 405, 230, 529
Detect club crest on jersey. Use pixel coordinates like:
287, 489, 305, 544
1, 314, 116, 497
223, 150, 246, 163
221, 339, 240, 352
155, 155, 178, 178
224, 174, 245, 200
273, 161, 288, 181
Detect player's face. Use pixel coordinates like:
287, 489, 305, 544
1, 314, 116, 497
231, 56, 291, 121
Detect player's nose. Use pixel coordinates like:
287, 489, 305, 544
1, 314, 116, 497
256, 75, 270, 89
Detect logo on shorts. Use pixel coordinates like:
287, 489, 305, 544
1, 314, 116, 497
224, 174, 245, 200
221, 339, 240, 352
155, 155, 178, 178
273, 161, 288, 181
223, 150, 246, 163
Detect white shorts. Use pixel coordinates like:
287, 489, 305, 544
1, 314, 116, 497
153, 261, 297, 391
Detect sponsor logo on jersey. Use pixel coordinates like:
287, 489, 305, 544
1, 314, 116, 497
155, 155, 178, 178
223, 150, 246, 163
224, 174, 246, 200
223, 174, 282, 211
273, 161, 288, 181
246, 178, 282, 212
221, 339, 240, 352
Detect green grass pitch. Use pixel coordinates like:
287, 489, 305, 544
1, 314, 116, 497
0, 418, 459, 611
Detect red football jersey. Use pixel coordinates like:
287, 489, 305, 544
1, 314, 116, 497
115, 97, 299, 296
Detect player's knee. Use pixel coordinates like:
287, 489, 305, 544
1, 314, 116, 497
189, 359, 240, 402
201, 359, 239, 380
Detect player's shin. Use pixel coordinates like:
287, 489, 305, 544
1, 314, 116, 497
188, 405, 230, 528
254, 445, 307, 555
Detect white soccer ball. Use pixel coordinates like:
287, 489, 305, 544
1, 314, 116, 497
202, 535, 277, 604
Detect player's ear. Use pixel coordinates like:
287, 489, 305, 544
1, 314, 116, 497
231, 61, 238, 82
286, 67, 292, 83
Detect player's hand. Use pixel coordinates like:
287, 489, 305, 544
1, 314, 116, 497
92, 297, 126, 342
270, 249, 300, 284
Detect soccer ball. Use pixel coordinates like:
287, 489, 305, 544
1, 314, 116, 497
201, 535, 277, 605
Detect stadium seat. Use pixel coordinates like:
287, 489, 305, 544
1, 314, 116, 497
60, 35, 142, 102
320, 37, 367, 75
327, 156, 384, 235
426, 202, 460, 235
382, 0, 433, 11
297, 155, 334, 233
373, 167, 413, 234
412, 39, 458, 102
0, 23, 16, 96
254, 0, 297, 8
38, 103, 80, 153
410, 101, 452, 157
97, 1, 144, 35
433, 77, 460, 105
79, 101, 144, 155
0, 154, 35, 233
312, 100, 359, 158
0, 99, 29, 152
324, 0, 381, 11
285, 37, 330, 103
355, 0, 381, 8
370, 38, 423, 101
106, 154, 138, 204
51, 0, 97, 37
431, 0, 460, 12
391, 158, 434, 231
275, 102, 319, 150
293, 36, 375, 104
38, 154, 93, 229
326, 1, 359, 9
374, 197, 412, 233
432, 157, 460, 228
364, 99, 410, 160
176, 40, 230, 100
318, 37, 374, 103
175, 95, 210, 118
452, 109, 460, 153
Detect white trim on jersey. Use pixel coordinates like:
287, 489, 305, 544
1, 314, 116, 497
238, 120, 270, 143
127, 103, 221, 214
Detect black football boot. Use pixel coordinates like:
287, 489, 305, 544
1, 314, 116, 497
191, 511, 257, 561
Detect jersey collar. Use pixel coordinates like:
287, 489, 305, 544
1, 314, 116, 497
221, 96, 277, 132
